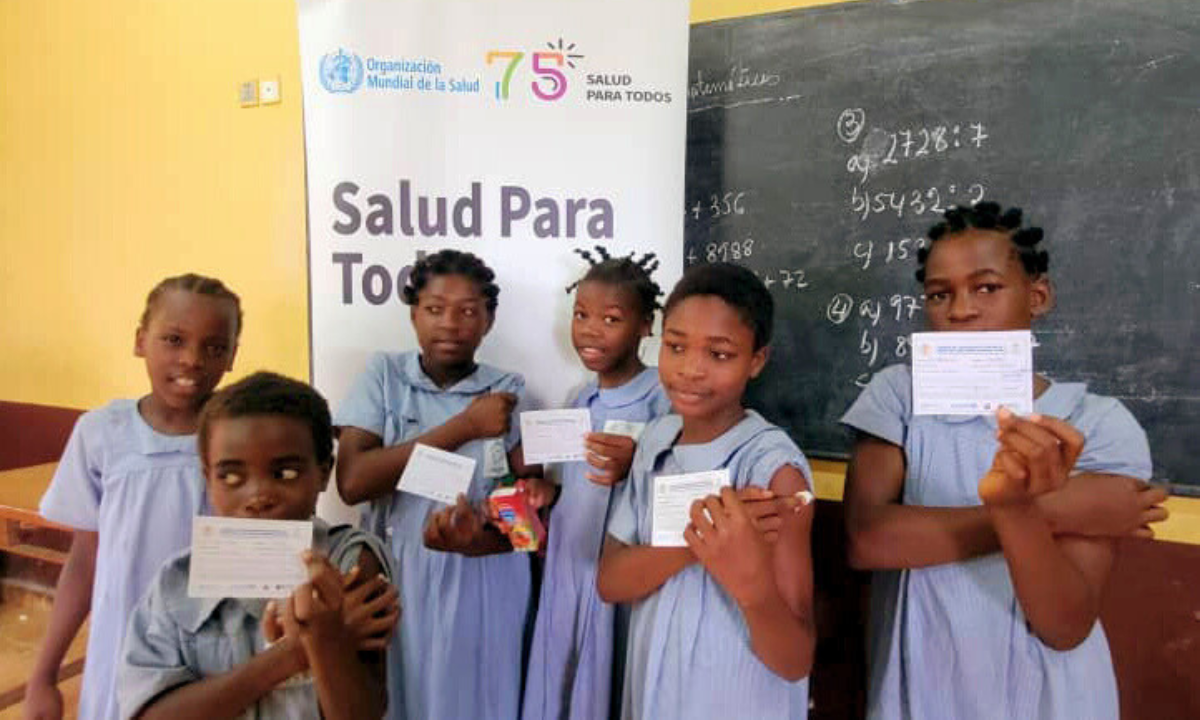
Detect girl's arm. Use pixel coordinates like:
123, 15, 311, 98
134, 640, 308, 720
424, 495, 515, 557
844, 434, 1164, 569
988, 504, 1113, 650
983, 411, 1114, 650
337, 392, 516, 504
844, 434, 1002, 569
25, 530, 97, 719
596, 536, 696, 603
300, 553, 387, 720
686, 471, 815, 681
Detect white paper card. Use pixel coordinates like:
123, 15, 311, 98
911, 330, 1034, 416
603, 419, 647, 441
188, 517, 312, 599
397, 443, 476, 504
481, 438, 510, 478
520, 409, 592, 464
651, 469, 731, 547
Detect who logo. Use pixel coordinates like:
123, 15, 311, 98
320, 49, 365, 94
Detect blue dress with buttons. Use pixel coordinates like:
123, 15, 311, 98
335, 351, 530, 720
606, 410, 813, 720
118, 519, 392, 719
39, 399, 208, 720
522, 367, 671, 720
842, 364, 1152, 720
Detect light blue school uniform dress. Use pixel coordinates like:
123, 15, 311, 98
39, 399, 207, 720
842, 364, 1152, 720
335, 351, 530, 720
118, 519, 392, 719
523, 367, 671, 720
606, 410, 813, 720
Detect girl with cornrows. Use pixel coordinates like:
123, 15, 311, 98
27, 274, 242, 720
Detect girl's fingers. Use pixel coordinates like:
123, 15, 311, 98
584, 471, 617, 486
689, 498, 718, 536
293, 581, 315, 622
1140, 484, 1169, 506
282, 596, 302, 636
1141, 506, 1170, 524
996, 449, 1029, 485
586, 433, 633, 452
999, 414, 1071, 486
262, 601, 282, 642
761, 530, 780, 544
702, 494, 729, 528
683, 525, 706, 553
738, 486, 776, 501
996, 430, 1055, 488
1029, 414, 1086, 466
1133, 526, 1155, 539
304, 555, 343, 608
753, 515, 783, 534
359, 637, 391, 651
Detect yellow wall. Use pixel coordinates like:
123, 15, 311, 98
0, 0, 836, 411
0, 0, 308, 410
692, 0, 839, 22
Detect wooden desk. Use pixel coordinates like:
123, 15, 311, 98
0, 463, 69, 565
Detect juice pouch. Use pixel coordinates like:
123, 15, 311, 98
488, 480, 547, 552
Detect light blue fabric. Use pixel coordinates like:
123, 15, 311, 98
334, 351, 530, 720
39, 399, 207, 720
842, 364, 1152, 720
118, 519, 392, 720
606, 410, 813, 720
523, 367, 670, 720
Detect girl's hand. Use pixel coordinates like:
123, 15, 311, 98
1044, 474, 1169, 539
520, 476, 559, 510
739, 487, 813, 543
261, 602, 309, 677
980, 409, 1085, 506
282, 552, 349, 664
460, 392, 518, 439
584, 432, 637, 486
21, 679, 63, 720
341, 567, 401, 652
423, 495, 485, 553
684, 487, 777, 609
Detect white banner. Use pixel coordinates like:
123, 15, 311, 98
297, 0, 689, 426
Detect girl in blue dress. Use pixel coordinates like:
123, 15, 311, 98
335, 249, 537, 720
842, 202, 1166, 719
598, 262, 816, 720
28, 274, 242, 720
523, 248, 671, 720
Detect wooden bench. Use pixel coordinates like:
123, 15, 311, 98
0, 463, 70, 567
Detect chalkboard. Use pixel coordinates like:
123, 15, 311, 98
684, 0, 1200, 490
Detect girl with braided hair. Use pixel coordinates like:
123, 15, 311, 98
27, 274, 241, 720
843, 202, 1165, 719
522, 246, 671, 720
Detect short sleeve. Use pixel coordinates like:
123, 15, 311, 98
746, 434, 813, 493
118, 577, 199, 719
1076, 397, 1153, 480
39, 411, 104, 531
606, 453, 643, 545
328, 527, 396, 584
840, 365, 910, 447
334, 354, 391, 438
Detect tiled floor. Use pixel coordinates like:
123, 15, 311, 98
0, 585, 86, 718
